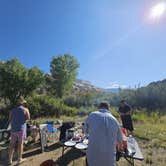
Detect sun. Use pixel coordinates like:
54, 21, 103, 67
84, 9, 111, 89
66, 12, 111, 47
149, 2, 166, 19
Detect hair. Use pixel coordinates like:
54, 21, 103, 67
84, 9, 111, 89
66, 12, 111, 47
120, 100, 126, 103
99, 101, 110, 110
17, 98, 27, 106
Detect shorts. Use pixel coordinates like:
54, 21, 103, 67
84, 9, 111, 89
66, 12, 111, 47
11, 130, 26, 144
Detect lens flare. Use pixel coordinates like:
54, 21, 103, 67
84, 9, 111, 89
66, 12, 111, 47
149, 2, 166, 19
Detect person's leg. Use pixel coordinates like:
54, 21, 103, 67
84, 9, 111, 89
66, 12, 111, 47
18, 141, 24, 161
9, 132, 17, 164
8, 142, 15, 164
17, 130, 26, 163
86, 158, 89, 166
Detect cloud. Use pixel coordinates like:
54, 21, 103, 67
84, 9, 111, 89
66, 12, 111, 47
106, 81, 128, 89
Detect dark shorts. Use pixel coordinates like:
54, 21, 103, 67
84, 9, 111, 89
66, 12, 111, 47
121, 115, 134, 131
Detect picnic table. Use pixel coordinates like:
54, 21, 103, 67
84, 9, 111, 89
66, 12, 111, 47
61, 136, 143, 166
119, 137, 144, 166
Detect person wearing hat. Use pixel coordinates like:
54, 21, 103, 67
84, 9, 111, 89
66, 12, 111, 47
84, 101, 122, 166
8, 98, 30, 165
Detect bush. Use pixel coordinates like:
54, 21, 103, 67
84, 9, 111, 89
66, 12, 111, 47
26, 95, 77, 118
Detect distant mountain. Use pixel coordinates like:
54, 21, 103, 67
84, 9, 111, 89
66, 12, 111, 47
73, 79, 101, 92
148, 79, 166, 86
103, 88, 133, 93
103, 88, 120, 93
74, 80, 130, 93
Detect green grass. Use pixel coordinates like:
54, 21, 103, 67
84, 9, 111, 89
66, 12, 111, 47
133, 111, 166, 149
111, 108, 166, 149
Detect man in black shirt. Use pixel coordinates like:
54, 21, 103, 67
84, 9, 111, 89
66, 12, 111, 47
118, 100, 134, 135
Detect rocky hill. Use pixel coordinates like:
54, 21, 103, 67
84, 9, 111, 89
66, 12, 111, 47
73, 79, 101, 92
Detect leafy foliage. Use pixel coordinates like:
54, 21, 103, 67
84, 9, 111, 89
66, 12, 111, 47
50, 54, 79, 98
26, 95, 77, 118
91, 79, 166, 113
64, 91, 96, 107
0, 59, 44, 106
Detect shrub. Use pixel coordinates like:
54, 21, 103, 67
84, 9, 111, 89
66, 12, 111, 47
26, 95, 77, 118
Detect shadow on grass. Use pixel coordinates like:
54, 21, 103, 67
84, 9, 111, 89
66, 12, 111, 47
55, 148, 85, 166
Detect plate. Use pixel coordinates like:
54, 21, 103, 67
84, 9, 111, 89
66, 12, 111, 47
75, 143, 88, 150
83, 139, 88, 145
64, 140, 76, 146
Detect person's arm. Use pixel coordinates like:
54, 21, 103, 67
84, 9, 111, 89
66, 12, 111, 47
119, 112, 125, 116
25, 108, 30, 120
9, 111, 12, 123
84, 116, 90, 137
116, 125, 123, 151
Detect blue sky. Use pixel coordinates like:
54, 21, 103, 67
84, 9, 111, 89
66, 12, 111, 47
0, 0, 166, 88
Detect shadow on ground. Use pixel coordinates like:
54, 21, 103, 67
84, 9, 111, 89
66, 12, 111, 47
55, 148, 85, 166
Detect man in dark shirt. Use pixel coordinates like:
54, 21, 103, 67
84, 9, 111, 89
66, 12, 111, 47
118, 100, 133, 135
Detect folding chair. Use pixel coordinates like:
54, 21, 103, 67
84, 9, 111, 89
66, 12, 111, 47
46, 121, 58, 142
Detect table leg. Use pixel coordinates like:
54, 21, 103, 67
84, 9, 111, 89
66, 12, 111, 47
123, 157, 134, 166
62, 145, 65, 156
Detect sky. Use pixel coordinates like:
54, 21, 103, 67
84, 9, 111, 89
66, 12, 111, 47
0, 0, 166, 88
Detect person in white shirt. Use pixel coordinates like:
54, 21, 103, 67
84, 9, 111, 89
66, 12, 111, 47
84, 101, 122, 166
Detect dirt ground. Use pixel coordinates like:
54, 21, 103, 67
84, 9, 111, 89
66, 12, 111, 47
0, 138, 166, 166
0, 140, 144, 166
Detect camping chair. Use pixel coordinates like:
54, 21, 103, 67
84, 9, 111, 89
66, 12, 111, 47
46, 121, 58, 142
59, 121, 75, 142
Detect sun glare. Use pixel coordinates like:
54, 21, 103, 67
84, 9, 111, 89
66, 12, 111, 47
149, 2, 166, 19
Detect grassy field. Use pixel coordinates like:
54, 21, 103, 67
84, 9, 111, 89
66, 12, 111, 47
33, 109, 166, 166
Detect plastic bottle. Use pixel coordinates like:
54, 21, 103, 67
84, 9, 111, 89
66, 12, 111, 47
127, 135, 136, 155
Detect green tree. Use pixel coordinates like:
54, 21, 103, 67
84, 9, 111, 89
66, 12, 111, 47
50, 54, 79, 98
0, 59, 44, 106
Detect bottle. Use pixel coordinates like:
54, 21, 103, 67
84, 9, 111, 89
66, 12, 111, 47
127, 135, 136, 155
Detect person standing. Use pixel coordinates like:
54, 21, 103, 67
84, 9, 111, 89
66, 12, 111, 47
118, 100, 134, 135
84, 101, 122, 166
8, 98, 30, 165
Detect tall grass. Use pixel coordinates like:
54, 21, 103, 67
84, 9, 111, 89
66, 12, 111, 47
132, 111, 166, 149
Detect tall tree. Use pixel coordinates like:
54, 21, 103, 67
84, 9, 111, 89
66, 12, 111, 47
0, 59, 44, 105
50, 54, 79, 98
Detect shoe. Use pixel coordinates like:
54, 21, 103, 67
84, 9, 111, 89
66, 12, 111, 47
17, 158, 27, 165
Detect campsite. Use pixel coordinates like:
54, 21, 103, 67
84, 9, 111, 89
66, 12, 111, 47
1, 1, 166, 166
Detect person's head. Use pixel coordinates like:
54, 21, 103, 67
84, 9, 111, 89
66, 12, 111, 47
99, 101, 110, 110
17, 98, 27, 107
120, 100, 127, 107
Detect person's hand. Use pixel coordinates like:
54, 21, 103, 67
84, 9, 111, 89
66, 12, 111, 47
117, 143, 123, 152
120, 112, 125, 116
